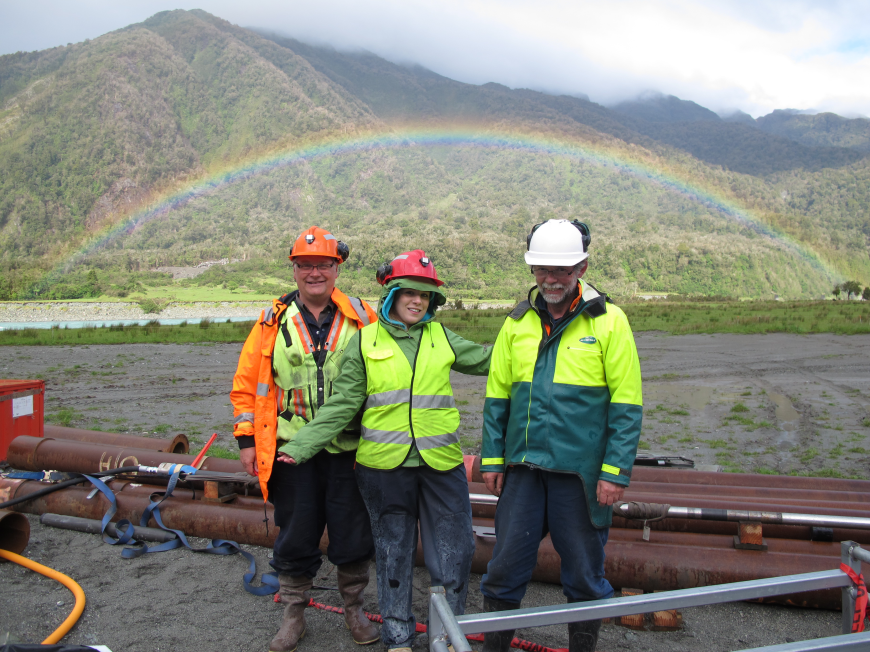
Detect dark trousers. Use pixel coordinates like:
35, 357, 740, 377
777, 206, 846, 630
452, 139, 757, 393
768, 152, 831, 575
267, 449, 374, 578
481, 465, 613, 605
355, 464, 475, 649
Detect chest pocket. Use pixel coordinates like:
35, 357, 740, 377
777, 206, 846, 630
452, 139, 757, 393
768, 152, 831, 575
553, 340, 606, 387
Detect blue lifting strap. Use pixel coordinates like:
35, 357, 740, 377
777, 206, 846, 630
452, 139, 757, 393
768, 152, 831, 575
83, 472, 279, 596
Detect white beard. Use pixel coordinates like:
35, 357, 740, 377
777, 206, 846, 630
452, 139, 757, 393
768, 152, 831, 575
539, 279, 577, 304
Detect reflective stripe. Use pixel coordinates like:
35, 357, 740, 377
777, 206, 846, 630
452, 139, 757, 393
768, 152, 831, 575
392, 254, 409, 260
415, 430, 460, 450
481, 457, 504, 466
365, 389, 411, 409
348, 296, 371, 326
262, 306, 275, 324
234, 412, 255, 425
326, 312, 345, 352
601, 463, 621, 476
361, 427, 410, 445
292, 314, 315, 354
323, 233, 337, 240
413, 395, 456, 410
256, 383, 269, 397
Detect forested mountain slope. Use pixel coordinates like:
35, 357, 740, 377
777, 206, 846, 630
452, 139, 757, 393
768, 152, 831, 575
0, 9, 867, 301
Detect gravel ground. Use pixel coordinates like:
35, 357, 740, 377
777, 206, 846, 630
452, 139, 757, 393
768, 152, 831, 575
2, 333, 868, 651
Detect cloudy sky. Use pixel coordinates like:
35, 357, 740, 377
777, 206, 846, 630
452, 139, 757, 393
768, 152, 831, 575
2, 0, 869, 118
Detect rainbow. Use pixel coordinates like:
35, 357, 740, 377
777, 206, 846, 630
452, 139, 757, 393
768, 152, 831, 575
40, 126, 839, 288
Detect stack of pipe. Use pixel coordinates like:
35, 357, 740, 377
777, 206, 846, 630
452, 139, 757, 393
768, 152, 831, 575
43, 425, 190, 454
4, 437, 869, 610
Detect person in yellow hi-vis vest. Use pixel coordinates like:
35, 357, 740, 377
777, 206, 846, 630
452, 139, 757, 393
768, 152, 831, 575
278, 250, 491, 652
231, 226, 379, 652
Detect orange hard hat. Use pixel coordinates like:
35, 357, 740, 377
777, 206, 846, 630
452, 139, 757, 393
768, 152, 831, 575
289, 226, 349, 263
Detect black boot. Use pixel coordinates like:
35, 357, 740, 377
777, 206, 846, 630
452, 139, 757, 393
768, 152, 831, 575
481, 596, 520, 652
567, 619, 602, 652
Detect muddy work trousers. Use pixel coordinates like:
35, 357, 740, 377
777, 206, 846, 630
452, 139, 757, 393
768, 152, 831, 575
268, 449, 374, 578
481, 465, 613, 605
355, 463, 475, 649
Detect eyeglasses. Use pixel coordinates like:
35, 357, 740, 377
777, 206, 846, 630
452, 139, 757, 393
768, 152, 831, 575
531, 266, 576, 279
294, 262, 336, 273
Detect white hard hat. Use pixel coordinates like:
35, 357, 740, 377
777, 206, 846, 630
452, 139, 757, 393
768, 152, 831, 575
524, 219, 591, 266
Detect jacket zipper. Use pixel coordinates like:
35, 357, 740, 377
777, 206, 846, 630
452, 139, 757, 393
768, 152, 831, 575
523, 298, 591, 460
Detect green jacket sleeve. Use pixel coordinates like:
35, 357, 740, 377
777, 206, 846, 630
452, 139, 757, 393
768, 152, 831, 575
444, 327, 491, 376
278, 331, 368, 464
598, 306, 643, 487
480, 317, 513, 473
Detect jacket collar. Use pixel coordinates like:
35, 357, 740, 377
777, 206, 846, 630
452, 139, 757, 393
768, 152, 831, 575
273, 288, 360, 323
510, 279, 609, 322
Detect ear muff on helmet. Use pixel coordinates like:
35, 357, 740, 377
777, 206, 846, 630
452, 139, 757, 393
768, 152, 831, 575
573, 221, 591, 252
526, 220, 591, 252
376, 263, 392, 285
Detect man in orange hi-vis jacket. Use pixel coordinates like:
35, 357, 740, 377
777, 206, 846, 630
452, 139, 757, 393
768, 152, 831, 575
231, 226, 378, 652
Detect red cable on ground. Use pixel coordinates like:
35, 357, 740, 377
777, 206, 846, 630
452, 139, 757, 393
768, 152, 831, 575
300, 598, 566, 652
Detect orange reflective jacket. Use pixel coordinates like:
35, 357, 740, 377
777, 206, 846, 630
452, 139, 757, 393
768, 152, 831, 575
231, 288, 376, 499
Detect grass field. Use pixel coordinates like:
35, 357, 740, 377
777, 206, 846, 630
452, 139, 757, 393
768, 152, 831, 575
622, 300, 870, 335
0, 319, 257, 346
2, 301, 868, 346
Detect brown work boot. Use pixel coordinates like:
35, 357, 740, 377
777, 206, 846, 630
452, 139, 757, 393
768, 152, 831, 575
337, 560, 380, 645
269, 574, 311, 652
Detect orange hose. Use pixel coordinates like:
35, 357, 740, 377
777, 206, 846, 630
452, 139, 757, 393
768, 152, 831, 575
0, 547, 86, 644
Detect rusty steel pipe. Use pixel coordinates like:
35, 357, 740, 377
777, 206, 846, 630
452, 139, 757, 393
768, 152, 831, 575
8, 436, 243, 476
0, 509, 30, 555
629, 466, 870, 493
105, 480, 870, 544
104, 480, 264, 508
467, 483, 870, 543
464, 455, 870, 494
44, 426, 189, 454
3, 478, 277, 548
467, 528, 855, 610
2, 477, 861, 609
469, 483, 870, 520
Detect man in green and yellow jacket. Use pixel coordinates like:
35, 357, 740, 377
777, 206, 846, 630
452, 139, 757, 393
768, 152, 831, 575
479, 220, 643, 652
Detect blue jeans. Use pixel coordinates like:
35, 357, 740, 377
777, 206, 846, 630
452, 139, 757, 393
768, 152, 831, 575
355, 464, 475, 649
481, 465, 613, 605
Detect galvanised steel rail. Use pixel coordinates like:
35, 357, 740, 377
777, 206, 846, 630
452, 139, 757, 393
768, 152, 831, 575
427, 541, 869, 652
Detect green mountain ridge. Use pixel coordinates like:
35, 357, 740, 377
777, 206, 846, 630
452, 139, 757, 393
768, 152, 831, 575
1, 9, 868, 302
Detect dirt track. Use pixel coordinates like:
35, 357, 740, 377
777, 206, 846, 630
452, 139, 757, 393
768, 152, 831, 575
1, 333, 868, 650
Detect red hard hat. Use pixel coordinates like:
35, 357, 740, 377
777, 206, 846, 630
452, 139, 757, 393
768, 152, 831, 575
376, 250, 444, 286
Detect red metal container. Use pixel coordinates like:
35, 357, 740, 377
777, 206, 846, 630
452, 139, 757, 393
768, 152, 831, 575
0, 379, 45, 461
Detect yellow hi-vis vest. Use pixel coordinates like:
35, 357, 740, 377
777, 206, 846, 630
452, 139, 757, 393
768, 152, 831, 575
356, 322, 461, 470
272, 301, 362, 452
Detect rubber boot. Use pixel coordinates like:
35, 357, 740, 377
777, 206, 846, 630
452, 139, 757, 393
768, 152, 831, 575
269, 574, 311, 652
481, 596, 520, 652
337, 560, 380, 645
567, 619, 602, 652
